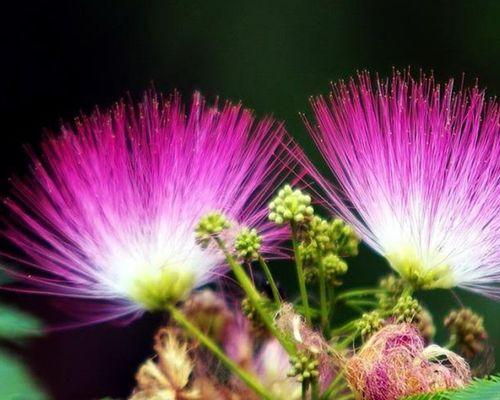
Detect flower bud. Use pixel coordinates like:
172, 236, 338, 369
444, 308, 488, 359
195, 212, 231, 247
357, 311, 383, 338
393, 295, 422, 323
234, 227, 262, 261
268, 185, 314, 224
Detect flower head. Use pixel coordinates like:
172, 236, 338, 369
2, 92, 297, 321
268, 185, 314, 224
346, 324, 471, 400
304, 72, 500, 295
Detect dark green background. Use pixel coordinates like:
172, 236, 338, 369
1, 1, 499, 399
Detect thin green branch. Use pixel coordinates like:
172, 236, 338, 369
335, 288, 385, 301
214, 237, 296, 355
291, 221, 311, 324
258, 255, 281, 306
318, 258, 329, 331
167, 305, 276, 400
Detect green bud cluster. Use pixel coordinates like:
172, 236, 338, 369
301, 216, 360, 257
268, 185, 314, 224
393, 295, 422, 323
287, 352, 319, 384
444, 308, 488, 359
329, 218, 360, 257
195, 212, 231, 247
299, 215, 357, 289
234, 227, 262, 260
304, 253, 348, 287
241, 295, 273, 334
305, 216, 331, 251
357, 311, 383, 338
377, 274, 406, 311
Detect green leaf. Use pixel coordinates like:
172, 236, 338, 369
0, 304, 43, 343
0, 349, 48, 400
402, 391, 451, 400
402, 375, 500, 400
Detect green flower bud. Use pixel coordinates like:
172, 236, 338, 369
195, 212, 231, 248
303, 253, 348, 287
241, 295, 273, 336
357, 311, 383, 338
287, 351, 319, 385
329, 218, 360, 257
234, 227, 262, 261
393, 295, 422, 323
377, 274, 406, 311
322, 253, 348, 276
268, 185, 314, 225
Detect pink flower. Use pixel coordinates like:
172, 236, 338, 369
2, 92, 297, 322
303, 72, 500, 295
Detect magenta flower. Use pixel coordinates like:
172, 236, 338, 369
2, 92, 296, 321
303, 72, 500, 296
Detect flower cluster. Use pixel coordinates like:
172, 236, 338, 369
0, 73, 498, 400
347, 324, 471, 400
2, 92, 297, 319
303, 72, 500, 296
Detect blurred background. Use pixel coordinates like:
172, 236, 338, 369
1, 1, 499, 398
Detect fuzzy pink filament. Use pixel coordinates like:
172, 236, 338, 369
346, 324, 470, 400
303, 72, 500, 296
2, 92, 297, 323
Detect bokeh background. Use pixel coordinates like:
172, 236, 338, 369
1, 1, 499, 399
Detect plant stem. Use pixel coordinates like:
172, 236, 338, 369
444, 336, 457, 350
330, 319, 358, 336
291, 221, 311, 324
318, 258, 328, 331
336, 331, 358, 350
167, 305, 275, 400
258, 255, 281, 306
301, 382, 307, 400
215, 237, 296, 355
335, 288, 385, 301
345, 299, 378, 307
311, 380, 320, 400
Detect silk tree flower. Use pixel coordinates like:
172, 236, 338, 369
303, 72, 500, 296
1, 92, 297, 321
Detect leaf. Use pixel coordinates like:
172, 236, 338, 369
402, 375, 500, 400
0, 349, 48, 400
451, 375, 500, 400
0, 304, 43, 343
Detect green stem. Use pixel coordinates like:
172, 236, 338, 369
336, 394, 355, 400
301, 382, 307, 400
167, 305, 275, 400
311, 380, 320, 400
444, 335, 457, 350
258, 255, 281, 306
336, 331, 358, 350
335, 288, 385, 301
215, 237, 296, 355
291, 222, 311, 324
330, 319, 358, 336
345, 299, 378, 307
318, 258, 328, 332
